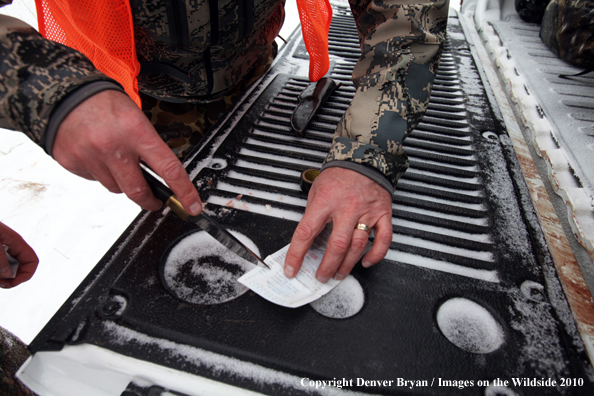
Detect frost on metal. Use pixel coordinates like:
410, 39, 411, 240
476, 14, 594, 265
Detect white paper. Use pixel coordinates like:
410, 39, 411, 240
239, 225, 369, 308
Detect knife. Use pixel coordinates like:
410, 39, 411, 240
141, 167, 270, 269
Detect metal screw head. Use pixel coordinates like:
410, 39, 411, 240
482, 131, 498, 140
101, 300, 121, 316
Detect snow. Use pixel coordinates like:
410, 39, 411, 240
309, 275, 364, 319
206, 196, 304, 222
234, 159, 302, 177
520, 280, 546, 303
238, 148, 322, 168
393, 218, 493, 244
99, 321, 371, 396
0, 0, 36, 27
399, 179, 484, 197
408, 147, 478, 166
384, 250, 499, 283
226, 170, 301, 191
0, 129, 141, 344
484, 385, 520, 396
251, 129, 332, 149
391, 233, 495, 262
476, 9, 594, 264
0, 1, 588, 393
216, 181, 307, 207
393, 204, 489, 226
396, 190, 487, 211
436, 297, 505, 354
506, 286, 569, 379
162, 230, 257, 305
406, 167, 482, 185
245, 138, 328, 158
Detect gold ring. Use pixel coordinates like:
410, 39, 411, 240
355, 223, 371, 235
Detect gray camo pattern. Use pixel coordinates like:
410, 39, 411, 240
324, 0, 449, 188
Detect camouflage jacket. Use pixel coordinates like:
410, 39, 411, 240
0, 0, 449, 191
0, 3, 117, 151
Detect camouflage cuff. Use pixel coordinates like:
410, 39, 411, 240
0, 16, 122, 149
320, 160, 395, 195
45, 81, 125, 156
323, 136, 409, 190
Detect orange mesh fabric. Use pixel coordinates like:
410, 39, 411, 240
297, 0, 332, 82
35, 0, 141, 107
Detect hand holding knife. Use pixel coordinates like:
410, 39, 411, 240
141, 167, 270, 269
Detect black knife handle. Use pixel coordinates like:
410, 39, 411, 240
141, 167, 173, 203
141, 167, 191, 220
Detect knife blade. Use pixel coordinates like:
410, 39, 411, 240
141, 167, 270, 269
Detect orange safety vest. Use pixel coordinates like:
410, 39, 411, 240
35, 0, 142, 107
296, 0, 332, 82
35, 0, 331, 108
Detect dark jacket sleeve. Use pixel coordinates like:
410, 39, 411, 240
322, 0, 449, 192
0, 4, 122, 154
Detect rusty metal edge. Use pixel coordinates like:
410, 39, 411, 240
458, 12, 594, 366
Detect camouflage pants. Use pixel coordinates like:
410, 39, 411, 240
0, 327, 36, 396
141, 42, 278, 161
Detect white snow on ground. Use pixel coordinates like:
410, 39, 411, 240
0, 130, 141, 344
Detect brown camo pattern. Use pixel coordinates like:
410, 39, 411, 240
0, 326, 36, 396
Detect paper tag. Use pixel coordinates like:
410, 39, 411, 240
238, 225, 371, 308
2, 244, 19, 279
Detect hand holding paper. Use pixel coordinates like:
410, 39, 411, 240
239, 225, 371, 308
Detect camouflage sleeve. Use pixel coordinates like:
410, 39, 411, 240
0, 8, 119, 152
322, 0, 450, 191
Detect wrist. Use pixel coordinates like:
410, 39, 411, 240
45, 81, 126, 157
320, 160, 395, 195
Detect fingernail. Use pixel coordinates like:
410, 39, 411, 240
284, 266, 294, 278
334, 273, 346, 281
189, 202, 202, 215
0, 266, 11, 277
316, 275, 329, 283
362, 261, 372, 268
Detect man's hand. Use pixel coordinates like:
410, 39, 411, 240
0, 222, 39, 288
53, 90, 202, 215
284, 167, 393, 282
